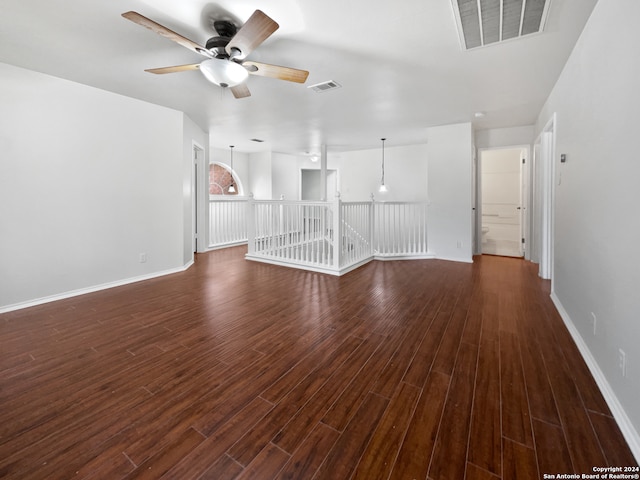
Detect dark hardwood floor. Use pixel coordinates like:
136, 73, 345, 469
0, 247, 636, 479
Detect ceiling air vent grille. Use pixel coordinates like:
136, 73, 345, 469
452, 0, 552, 50
308, 80, 342, 93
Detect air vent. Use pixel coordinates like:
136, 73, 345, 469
307, 80, 342, 93
452, 0, 552, 50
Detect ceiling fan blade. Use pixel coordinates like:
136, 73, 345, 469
243, 61, 309, 83
225, 10, 279, 59
145, 64, 201, 74
122, 11, 210, 57
231, 84, 251, 99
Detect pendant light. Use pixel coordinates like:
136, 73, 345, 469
228, 145, 236, 194
379, 138, 388, 193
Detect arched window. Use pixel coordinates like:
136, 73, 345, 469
209, 163, 241, 195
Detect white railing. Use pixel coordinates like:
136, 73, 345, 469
248, 200, 336, 269
340, 202, 372, 268
209, 195, 432, 273
372, 202, 429, 257
245, 196, 432, 275
209, 196, 248, 248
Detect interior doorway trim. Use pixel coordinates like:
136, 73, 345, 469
534, 113, 556, 284
476, 144, 530, 258
192, 141, 206, 253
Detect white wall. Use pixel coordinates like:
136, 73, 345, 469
248, 151, 272, 199
333, 144, 429, 202
427, 123, 474, 262
272, 152, 300, 200
0, 62, 188, 310
475, 125, 534, 149
246, 145, 428, 202
536, 0, 640, 453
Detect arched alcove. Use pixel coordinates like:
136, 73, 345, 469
209, 163, 241, 195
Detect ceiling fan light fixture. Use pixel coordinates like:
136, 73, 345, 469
200, 58, 248, 88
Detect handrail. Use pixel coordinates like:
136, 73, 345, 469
209, 196, 431, 274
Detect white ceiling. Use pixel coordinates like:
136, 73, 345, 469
0, 0, 597, 154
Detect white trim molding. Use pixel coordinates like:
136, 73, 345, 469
0, 261, 194, 314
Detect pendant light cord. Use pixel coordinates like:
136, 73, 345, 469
381, 138, 386, 185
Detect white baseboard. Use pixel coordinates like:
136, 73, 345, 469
245, 253, 439, 276
374, 253, 436, 261
206, 240, 248, 251
435, 255, 474, 264
550, 292, 640, 463
0, 262, 194, 314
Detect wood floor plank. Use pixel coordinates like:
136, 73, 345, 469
532, 418, 574, 476
320, 332, 403, 432
516, 306, 562, 426
274, 423, 340, 480
272, 334, 384, 454
160, 397, 274, 479
122, 427, 205, 480
233, 442, 290, 480
0, 248, 634, 480
428, 342, 479, 480
502, 437, 539, 480
388, 371, 450, 480
466, 462, 501, 480
468, 337, 502, 475
430, 302, 471, 377
351, 382, 421, 480
537, 328, 608, 472
500, 330, 534, 447
227, 335, 362, 466
312, 392, 389, 480
588, 411, 638, 467
401, 310, 450, 387
197, 454, 244, 480
259, 333, 361, 404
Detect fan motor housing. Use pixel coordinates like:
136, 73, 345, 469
206, 36, 230, 58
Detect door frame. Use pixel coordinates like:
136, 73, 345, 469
533, 113, 557, 283
476, 144, 530, 257
192, 141, 206, 253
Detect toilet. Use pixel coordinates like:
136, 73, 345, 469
481, 226, 490, 243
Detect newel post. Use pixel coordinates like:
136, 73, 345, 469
247, 193, 255, 255
333, 192, 341, 270
370, 193, 376, 255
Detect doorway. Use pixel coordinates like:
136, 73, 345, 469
479, 147, 526, 257
193, 143, 206, 253
300, 169, 337, 201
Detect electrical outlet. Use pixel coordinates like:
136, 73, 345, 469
590, 312, 597, 336
457, 240, 463, 249
618, 349, 627, 377
139, 252, 147, 263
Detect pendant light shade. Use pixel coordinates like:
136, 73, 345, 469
200, 58, 248, 88
379, 138, 388, 193
228, 145, 236, 194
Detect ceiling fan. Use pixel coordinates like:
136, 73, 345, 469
122, 10, 309, 99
